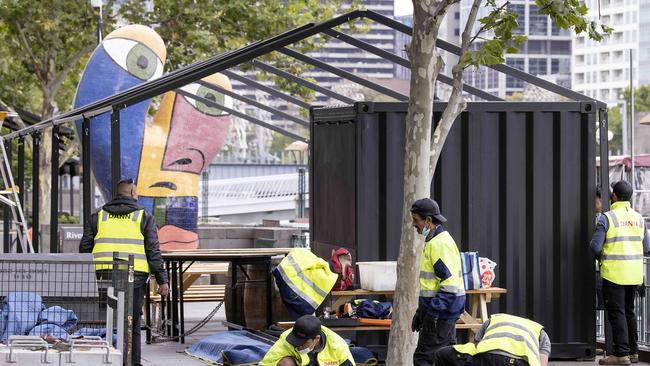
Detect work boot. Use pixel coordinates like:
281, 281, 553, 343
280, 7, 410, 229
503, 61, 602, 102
599, 355, 631, 365
629, 354, 639, 364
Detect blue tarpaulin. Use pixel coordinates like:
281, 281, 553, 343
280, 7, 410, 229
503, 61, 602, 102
187, 330, 378, 365
0, 292, 45, 341
0, 292, 113, 344
186, 331, 272, 364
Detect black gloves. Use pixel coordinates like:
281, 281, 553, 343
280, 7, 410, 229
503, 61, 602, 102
412, 309, 423, 332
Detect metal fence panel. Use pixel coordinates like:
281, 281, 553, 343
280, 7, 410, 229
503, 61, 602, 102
0, 253, 133, 365
310, 101, 599, 359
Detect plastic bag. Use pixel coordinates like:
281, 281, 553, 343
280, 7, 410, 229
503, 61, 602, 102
479, 257, 497, 288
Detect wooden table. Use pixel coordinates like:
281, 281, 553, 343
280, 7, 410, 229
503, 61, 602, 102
146, 248, 292, 344
281, 287, 507, 334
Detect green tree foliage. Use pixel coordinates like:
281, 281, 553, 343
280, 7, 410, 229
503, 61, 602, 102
0, 0, 347, 229
621, 84, 650, 112
119, 0, 350, 101
607, 106, 623, 154
602, 85, 650, 154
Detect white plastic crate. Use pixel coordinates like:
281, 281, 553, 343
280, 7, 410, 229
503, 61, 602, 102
357, 261, 397, 291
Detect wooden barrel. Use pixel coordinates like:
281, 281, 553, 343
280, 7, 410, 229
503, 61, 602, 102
243, 260, 292, 330
225, 263, 247, 327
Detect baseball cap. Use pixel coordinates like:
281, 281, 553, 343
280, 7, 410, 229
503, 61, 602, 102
286, 315, 321, 347
411, 198, 447, 223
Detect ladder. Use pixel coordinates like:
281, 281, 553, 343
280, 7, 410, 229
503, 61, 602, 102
0, 114, 32, 253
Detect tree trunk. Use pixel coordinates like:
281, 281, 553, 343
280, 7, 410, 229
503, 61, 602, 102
38, 92, 54, 252
385, 1, 447, 364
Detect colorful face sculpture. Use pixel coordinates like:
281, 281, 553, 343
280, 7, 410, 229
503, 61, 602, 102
136, 75, 233, 249
74, 25, 166, 199
74, 25, 233, 250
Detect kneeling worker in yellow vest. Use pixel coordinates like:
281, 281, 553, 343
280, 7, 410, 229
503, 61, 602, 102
434, 314, 550, 366
260, 315, 355, 366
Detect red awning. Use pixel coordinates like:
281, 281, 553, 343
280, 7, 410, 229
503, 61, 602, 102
597, 154, 650, 169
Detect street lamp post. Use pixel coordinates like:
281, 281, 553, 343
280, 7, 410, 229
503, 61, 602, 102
91, 0, 103, 43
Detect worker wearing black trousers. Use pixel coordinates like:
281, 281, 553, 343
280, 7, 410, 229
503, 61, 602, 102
590, 181, 650, 365
410, 198, 466, 366
434, 314, 550, 366
80, 179, 169, 366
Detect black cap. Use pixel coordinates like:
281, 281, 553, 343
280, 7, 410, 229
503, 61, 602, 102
286, 315, 321, 347
411, 198, 447, 223
612, 180, 633, 201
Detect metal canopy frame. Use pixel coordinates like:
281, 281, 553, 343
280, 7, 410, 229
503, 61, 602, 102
1, 9, 606, 253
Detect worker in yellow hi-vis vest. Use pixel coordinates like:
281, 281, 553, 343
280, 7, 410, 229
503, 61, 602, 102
80, 179, 169, 366
434, 314, 550, 366
410, 198, 465, 366
591, 180, 650, 366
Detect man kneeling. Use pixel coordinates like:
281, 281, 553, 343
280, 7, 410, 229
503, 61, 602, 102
435, 314, 550, 366
260, 315, 355, 366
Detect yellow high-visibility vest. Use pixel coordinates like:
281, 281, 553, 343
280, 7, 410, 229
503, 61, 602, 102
601, 201, 646, 285
92, 209, 149, 274
274, 249, 338, 313
259, 326, 355, 366
454, 314, 544, 366
419, 231, 465, 298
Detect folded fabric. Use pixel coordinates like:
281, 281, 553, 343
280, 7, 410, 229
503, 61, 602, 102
355, 300, 392, 319
350, 347, 378, 365
39, 306, 78, 331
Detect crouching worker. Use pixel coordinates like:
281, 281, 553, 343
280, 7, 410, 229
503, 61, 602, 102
260, 315, 355, 366
435, 314, 550, 366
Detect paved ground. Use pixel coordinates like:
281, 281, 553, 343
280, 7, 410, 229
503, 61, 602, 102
141, 302, 226, 366
139, 302, 650, 365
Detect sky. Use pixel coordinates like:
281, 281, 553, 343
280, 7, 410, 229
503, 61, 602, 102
394, 0, 413, 16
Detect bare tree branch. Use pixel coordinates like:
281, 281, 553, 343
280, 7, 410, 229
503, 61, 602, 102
58, 138, 79, 169
49, 44, 94, 95
429, 0, 482, 177
14, 22, 44, 83
432, 0, 459, 17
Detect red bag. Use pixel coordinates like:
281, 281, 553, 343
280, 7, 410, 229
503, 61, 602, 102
331, 248, 355, 291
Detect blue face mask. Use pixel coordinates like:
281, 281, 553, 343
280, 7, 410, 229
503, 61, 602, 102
421, 225, 431, 238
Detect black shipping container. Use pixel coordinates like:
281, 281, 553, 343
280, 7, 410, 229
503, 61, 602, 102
310, 101, 600, 359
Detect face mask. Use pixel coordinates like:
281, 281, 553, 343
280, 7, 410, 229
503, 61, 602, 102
421, 225, 431, 238
297, 340, 316, 354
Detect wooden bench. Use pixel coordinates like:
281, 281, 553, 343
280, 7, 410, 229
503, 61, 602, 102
149, 262, 230, 303
181, 262, 229, 291
150, 284, 226, 302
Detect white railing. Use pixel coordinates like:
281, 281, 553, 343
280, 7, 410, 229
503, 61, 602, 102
199, 173, 309, 216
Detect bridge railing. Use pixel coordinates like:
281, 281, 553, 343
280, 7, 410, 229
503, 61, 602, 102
199, 173, 309, 216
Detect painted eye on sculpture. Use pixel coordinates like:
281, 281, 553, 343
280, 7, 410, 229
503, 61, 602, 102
180, 83, 233, 116
103, 38, 164, 81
